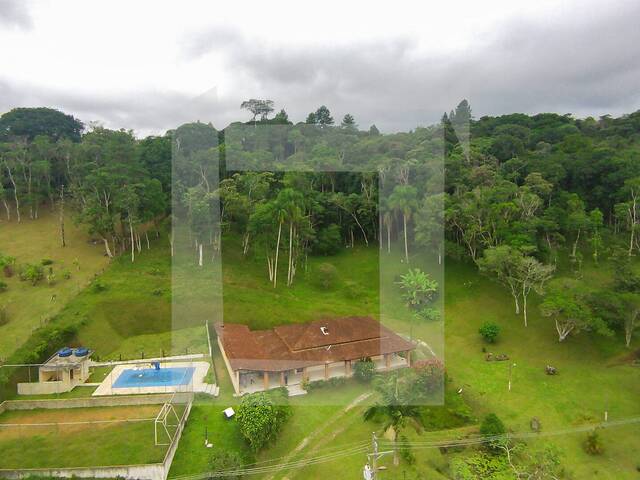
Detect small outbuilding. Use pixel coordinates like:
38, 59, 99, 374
17, 347, 92, 395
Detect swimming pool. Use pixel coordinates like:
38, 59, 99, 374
112, 366, 195, 388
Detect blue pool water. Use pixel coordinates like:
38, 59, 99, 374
113, 367, 195, 388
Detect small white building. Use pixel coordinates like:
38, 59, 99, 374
18, 348, 92, 395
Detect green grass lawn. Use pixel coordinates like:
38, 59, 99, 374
0, 405, 170, 468
221, 235, 379, 329
0, 210, 109, 360
6, 214, 639, 478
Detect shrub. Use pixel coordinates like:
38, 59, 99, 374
353, 358, 376, 382
480, 413, 506, 450
41, 258, 54, 266
208, 447, 243, 480
479, 322, 500, 343
343, 280, 364, 299
313, 224, 342, 255
399, 435, 416, 465
19, 263, 44, 286
236, 391, 291, 452
305, 377, 347, 392
584, 429, 604, 455
90, 280, 108, 293
316, 263, 338, 289
3, 265, 14, 277
413, 358, 445, 396
0, 253, 15, 269
0, 281, 7, 293
62, 270, 72, 280
152, 288, 163, 296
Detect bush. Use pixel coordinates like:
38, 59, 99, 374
90, 280, 108, 293
19, 264, 44, 286
41, 258, 54, 266
343, 280, 364, 299
62, 270, 72, 280
313, 224, 342, 255
304, 377, 347, 392
353, 358, 376, 382
0, 253, 15, 269
3, 265, 14, 277
236, 391, 291, 452
208, 447, 243, 480
0, 281, 7, 293
315, 263, 338, 289
480, 413, 506, 450
479, 322, 500, 343
584, 429, 604, 455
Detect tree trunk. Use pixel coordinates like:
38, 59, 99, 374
387, 224, 391, 254
5, 164, 20, 222
2, 199, 9, 220
59, 185, 66, 247
556, 319, 573, 342
145, 231, 150, 249
169, 233, 174, 257
522, 287, 528, 327
393, 428, 399, 466
287, 221, 294, 286
243, 232, 250, 255
273, 221, 282, 287
198, 243, 203, 267
350, 212, 368, 246
403, 213, 409, 263
129, 217, 135, 263
102, 237, 113, 258
572, 228, 580, 258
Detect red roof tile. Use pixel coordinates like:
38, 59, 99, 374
215, 316, 414, 372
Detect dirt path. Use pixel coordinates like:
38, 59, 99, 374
264, 392, 372, 480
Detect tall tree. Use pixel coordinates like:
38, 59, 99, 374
389, 185, 417, 263
314, 106, 334, 126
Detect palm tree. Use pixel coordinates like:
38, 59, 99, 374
388, 186, 417, 264
273, 188, 304, 288
363, 373, 423, 466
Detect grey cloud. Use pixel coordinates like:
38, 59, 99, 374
0, 0, 32, 29
183, 1, 640, 131
2, 2, 639, 137
0, 80, 240, 137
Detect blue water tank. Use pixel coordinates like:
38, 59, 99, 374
74, 347, 89, 357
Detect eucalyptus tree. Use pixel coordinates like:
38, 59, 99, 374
414, 193, 445, 264
540, 279, 610, 342
614, 177, 640, 256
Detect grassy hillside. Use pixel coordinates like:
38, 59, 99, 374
0, 210, 108, 360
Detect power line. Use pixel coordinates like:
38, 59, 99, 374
170, 415, 640, 479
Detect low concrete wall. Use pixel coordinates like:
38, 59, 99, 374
0, 393, 180, 411
17, 381, 70, 396
0, 463, 166, 480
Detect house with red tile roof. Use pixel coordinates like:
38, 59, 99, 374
215, 316, 414, 395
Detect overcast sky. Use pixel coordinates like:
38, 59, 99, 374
1, 0, 639, 137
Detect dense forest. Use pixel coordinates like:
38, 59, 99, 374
2, 103, 640, 346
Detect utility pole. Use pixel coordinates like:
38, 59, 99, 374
364, 432, 391, 480
508, 363, 517, 392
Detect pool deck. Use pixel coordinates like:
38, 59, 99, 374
92, 361, 211, 396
